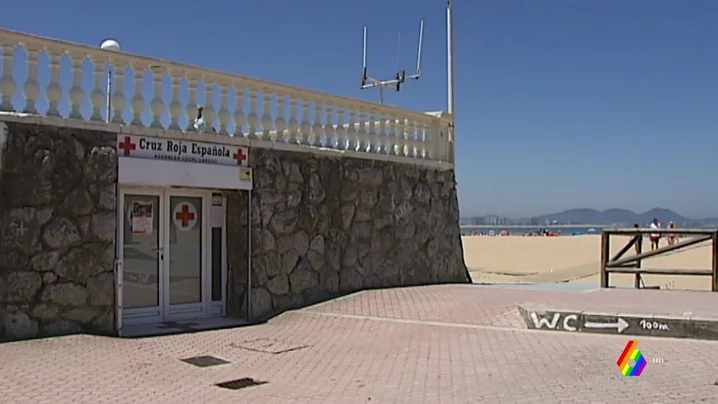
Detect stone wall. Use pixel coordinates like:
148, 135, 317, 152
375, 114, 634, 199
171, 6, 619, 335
0, 121, 117, 341
226, 148, 468, 320
0, 119, 467, 338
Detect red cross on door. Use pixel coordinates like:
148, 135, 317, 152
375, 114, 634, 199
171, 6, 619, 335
233, 148, 247, 165
173, 202, 197, 230
118, 136, 136, 156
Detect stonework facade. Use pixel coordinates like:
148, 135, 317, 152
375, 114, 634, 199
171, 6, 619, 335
226, 148, 468, 320
0, 121, 117, 341
0, 120, 467, 341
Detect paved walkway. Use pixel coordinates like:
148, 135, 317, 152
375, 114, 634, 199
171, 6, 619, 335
2, 285, 718, 403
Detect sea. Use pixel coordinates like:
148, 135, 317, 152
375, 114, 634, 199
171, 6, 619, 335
460, 226, 603, 236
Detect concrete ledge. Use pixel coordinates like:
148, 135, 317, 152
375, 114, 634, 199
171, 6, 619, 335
517, 303, 718, 341
0, 112, 455, 171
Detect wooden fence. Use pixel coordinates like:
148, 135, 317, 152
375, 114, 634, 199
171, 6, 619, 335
600, 228, 718, 291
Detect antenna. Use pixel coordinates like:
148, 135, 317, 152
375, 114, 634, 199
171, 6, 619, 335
446, 0, 455, 115
360, 19, 425, 104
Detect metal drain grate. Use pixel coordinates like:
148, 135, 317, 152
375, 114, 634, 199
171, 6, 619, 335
180, 355, 231, 367
215, 377, 268, 390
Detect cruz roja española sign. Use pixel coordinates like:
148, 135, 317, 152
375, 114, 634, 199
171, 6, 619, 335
117, 135, 248, 167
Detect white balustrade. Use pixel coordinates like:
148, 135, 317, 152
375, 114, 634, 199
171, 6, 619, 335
0, 28, 454, 166
129, 63, 146, 126
46, 52, 62, 117
0, 44, 15, 111
168, 72, 182, 130
275, 95, 287, 143
110, 64, 126, 124
346, 111, 358, 151
90, 54, 106, 121
324, 105, 335, 148
217, 81, 230, 135
185, 74, 199, 132
335, 109, 345, 150
68, 51, 85, 119
203, 81, 217, 133
23, 47, 40, 114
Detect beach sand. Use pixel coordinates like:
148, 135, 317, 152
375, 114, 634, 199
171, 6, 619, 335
462, 235, 714, 291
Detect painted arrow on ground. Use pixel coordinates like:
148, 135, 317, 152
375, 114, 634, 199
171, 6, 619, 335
583, 318, 629, 333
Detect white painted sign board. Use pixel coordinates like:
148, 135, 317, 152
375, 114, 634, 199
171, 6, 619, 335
117, 135, 248, 167
116, 135, 253, 191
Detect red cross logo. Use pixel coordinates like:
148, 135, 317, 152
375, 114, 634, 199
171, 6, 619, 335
233, 148, 247, 165
118, 136, 136, 156
175, 204, 196, 227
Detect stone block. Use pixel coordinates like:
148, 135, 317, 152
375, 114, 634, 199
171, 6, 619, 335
226, 141, 468, 322
0, 122, 118, 341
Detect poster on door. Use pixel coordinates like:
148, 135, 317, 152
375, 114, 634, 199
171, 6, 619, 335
131, 201, 154, 235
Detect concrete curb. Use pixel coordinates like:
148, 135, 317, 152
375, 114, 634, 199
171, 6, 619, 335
517, 303, 718, 341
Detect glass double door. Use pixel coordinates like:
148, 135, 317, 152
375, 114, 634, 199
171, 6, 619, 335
121, 189, 212, 325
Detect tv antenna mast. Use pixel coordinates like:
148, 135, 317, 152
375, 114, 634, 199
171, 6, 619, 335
361, 19, 425, 104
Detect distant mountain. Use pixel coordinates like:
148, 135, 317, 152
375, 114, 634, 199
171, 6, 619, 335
601, 208, 636, 224
636, 208, 687, 224
529, 208, 691, 225
464, 208, 718, 227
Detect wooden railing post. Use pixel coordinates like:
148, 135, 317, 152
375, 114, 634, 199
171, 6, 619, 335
600, 232, 610, 288
634, 235, 643, 288
602, 228, 718, 290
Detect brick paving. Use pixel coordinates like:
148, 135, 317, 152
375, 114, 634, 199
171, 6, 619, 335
2, 285, 718, 403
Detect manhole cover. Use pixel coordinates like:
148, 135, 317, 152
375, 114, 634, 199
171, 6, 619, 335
180, 355, 231, 367
230, 338, 309, 354
216, 378, 268, 390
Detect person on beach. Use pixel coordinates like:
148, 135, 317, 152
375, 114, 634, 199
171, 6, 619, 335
193, 105, 206, 132
667, 221, 677, 246
649, 218, 661, 251
633, 223, 641, 253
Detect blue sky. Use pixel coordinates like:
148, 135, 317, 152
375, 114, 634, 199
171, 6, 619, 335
3, 0, 718, 218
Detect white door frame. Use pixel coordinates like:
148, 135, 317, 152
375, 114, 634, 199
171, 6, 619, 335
162, 188, 210, 321
118, 188, 164, 325
117, 186, 227, 328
